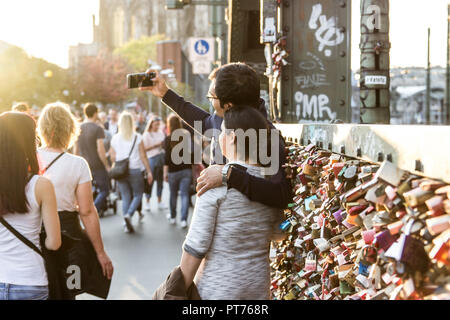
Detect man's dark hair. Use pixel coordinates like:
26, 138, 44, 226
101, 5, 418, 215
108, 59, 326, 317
212, 63, 260, 109
83, 103, 98, 118
223, 105, 272, 166
0, 112, 39, 215
12, 102, 30, 113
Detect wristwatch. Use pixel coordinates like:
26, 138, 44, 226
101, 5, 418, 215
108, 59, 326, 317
221, 163, 248, 186
221, 163, 232, 186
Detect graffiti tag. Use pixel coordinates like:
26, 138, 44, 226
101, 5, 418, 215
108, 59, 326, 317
308, 4, 345, 57
295, 91, 337, 121
295, 73, 329, 89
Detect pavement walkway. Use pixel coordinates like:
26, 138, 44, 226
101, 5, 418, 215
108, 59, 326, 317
78, 182, 193, 300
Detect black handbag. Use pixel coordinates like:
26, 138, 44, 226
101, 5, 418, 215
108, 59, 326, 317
109, 135, 138, 180
49, 211, 112, 300
0, 215, 76, 299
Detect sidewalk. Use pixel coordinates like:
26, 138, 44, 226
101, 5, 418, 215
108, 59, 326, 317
78, 182, 194, 300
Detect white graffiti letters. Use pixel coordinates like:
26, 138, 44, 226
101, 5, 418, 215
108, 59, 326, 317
295, 73, 329, 89
295, 91, 337, 121
308, 4, 345, 57
366, 5, 381, 31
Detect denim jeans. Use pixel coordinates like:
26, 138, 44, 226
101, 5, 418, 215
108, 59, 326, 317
92, 168, 110, 213
168, 169, 192, 221
0, 283, 48, 300
146, 153, 164, 199
117, 169, 144, 217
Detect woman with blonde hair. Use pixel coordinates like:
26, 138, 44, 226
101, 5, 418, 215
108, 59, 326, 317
110, 111, 153, 233
37, 102, 113, 299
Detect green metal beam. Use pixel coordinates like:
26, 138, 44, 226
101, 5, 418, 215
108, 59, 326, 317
191, 0, 228, 5
166, 0, 227, 8
360, 0, 391, 124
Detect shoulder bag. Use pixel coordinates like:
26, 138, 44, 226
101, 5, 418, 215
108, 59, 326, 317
109, 135, 138, 180
41, 153, 111, 299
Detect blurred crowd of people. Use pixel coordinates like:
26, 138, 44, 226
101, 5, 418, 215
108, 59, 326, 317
1, 62, 289, 301
10, 101, 199, 233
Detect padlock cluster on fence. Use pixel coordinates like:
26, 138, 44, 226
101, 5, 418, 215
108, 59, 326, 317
270, 142, 450, 300
271, 36, 289, 82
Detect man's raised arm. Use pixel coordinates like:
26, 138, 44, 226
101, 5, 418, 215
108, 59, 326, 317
140, 70, 211, 134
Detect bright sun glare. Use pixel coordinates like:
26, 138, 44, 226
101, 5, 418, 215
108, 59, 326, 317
0, 0, 99, 69
0, 0, 448, 69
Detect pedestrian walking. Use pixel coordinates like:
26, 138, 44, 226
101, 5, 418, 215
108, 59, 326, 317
179, 106, 285, 300
163, 114, 192, 229
110, 111, 153, 233
75, 103, 111, 216
142, 116, 166, 211
135, 112, 147, 134
37, 103, 114, 299
0, 112, 61, 300
11, 101, 31, 114
104, 108, 119, 136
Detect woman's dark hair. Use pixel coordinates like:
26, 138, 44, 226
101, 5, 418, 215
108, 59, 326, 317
223, 105, 272, 166
213, 63, 261, 109
167, 114, 183, 149
0, 112, 39, 215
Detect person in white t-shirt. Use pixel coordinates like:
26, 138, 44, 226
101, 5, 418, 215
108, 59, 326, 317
37, 103, 114, 292
142, 116, 166, 211
110, 111, 153, 233
105, 109, 119, 136
0, 112, 61, 300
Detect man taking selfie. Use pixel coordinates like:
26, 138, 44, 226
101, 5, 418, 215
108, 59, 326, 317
140, 63, 290, 209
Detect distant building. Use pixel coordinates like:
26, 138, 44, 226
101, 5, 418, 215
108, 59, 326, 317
69, 42, 101, 72
392, 85, 445, 125
68, 15, 101, 73
390, 66, 446, 125
70, 0, 227, 114
95, 0, 211, 53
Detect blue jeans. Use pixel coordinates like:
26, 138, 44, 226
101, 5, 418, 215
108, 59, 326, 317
117, 169, 144, 217
0, 283, 48, 300
92, 168, 110, 213
168, 169, 192, 221
146, 153, 164, 199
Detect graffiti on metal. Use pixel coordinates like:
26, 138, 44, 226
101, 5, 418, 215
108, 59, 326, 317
281, 0, 351, 123
308, 3, 345, 57
295, 91, 337, 121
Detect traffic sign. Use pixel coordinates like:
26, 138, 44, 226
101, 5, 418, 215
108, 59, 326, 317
192, 60, 212, 75
188, 37, 215, 62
